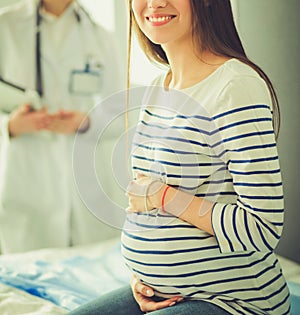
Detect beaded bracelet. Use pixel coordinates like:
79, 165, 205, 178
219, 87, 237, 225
161, 185, 171, 212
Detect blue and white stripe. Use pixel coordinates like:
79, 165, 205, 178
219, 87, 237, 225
122, 59, 290, 315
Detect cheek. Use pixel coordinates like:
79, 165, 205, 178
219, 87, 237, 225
131, 1, 145, 26
131, 0, 142, 15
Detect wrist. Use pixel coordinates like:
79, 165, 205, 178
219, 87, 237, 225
161, 185, 171, 212
147, 181, 166, 209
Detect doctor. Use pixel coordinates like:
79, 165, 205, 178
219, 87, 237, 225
0, 0, 125, 253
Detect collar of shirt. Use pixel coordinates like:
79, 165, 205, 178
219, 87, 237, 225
38, 2, 79, 58
39, 2, 76, 24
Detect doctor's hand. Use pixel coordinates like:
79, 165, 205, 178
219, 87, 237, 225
131, 275, 183, 313
46, 110, 89, 134
8, 104, 51, 137
126, 173, 165, 213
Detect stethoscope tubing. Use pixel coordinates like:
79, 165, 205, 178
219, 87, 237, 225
0, 1, 95, 99
0, 75, 26, 92
35, 0, 86, 97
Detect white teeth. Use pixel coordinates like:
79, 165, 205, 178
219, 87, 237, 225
149, 16, 172, 23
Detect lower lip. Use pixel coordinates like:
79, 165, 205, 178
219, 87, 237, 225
147, 18, 174, 27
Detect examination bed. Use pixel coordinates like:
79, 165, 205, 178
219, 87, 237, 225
0, 238, 299, 315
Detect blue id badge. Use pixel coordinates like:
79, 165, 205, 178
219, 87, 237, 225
69, 63, 103, 95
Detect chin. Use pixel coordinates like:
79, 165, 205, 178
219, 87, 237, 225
147, 36, 169, 45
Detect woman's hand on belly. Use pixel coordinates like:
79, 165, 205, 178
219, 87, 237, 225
130, 275, 183, 312
126, 174, 165, 213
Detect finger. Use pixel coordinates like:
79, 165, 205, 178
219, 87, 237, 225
31, 113, 49, 120
48, 111, 60, 118
125, 206, 141, 213
126, 181, 146, 197
137, 292, 182, 305
46, 122, 60, 131
20, 103, 33, 113
125, 182, 132, 195
38, 119, 52, 129
135, 282, 154, 297
54, 109, 65, 119
151, 296, 183, 308
60, 110, 73, 119
43, 117, 53, 125
153, 298, 179, 309
138, 296, 179, 312
130, 275, 137, 287
136, 291, 183, 305
136, 173, 146, 179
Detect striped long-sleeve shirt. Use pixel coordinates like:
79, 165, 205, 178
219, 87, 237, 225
121, 59, 290, 315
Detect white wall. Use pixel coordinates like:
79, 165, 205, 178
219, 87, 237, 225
235, 0, 300, 263
0, 0, 20, 7
79, 0, 115, 32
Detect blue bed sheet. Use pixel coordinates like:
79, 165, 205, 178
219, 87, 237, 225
288, 281, 300, 315
0, 243, 131, 311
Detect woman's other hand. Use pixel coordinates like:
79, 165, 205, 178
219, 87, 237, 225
130, 275, 183, 313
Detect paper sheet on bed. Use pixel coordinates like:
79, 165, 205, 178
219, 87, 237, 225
0, 242, 131, 311
0, 283, 66, 315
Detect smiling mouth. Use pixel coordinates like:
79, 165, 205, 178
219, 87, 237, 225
147, 15, 175, 23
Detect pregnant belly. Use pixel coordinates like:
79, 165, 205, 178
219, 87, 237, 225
121, 211, 221, 298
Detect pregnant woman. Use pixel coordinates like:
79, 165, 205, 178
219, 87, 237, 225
69, 0, 290, 314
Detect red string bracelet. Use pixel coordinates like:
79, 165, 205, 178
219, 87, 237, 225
161, 186, 171, 212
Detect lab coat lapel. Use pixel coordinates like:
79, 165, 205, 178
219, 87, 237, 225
1, 10, 36, 90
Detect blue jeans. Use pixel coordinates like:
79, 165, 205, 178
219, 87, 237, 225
68, 285, 230, 315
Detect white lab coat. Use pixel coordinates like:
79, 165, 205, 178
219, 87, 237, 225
0, 0, 125, 253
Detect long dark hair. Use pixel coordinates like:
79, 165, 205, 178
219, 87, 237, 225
127, 0, 280, 138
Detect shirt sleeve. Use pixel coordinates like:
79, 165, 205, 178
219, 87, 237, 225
0, 11, 13, 143
0, 113, 10, 142
210, 76, 284, 254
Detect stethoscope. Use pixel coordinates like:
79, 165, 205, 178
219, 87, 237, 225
36, 0, 102, 98
0, 1, 102, 101
36, 0, 82, 97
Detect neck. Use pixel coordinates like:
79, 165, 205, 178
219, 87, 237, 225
41, 0, 73, 17
163, 42, 228, 90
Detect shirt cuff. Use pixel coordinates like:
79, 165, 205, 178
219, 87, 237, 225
212, 202, 247, 254
0, 113, 11, 142
77, 116, 90, 134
